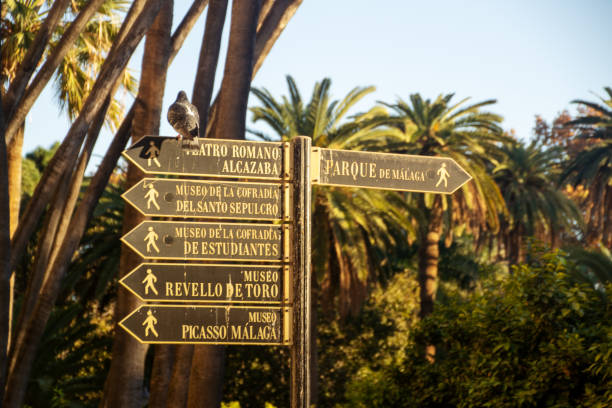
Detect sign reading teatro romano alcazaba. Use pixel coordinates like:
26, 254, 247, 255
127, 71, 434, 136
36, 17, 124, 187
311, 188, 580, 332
122, 136, 286, 179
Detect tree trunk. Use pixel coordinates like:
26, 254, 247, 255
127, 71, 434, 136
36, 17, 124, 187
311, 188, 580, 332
101, 2, 172, 406
148, 345, 176, 408
186, 2, 260, 406
187, 346, 226, 408
6, 125, 23, 354
213, 0, 261, 140
0, 88, 11, 404
9, 0, 160, 280
3, 2, 164, 407
418, 198, 443, 361
192, 0, 228, 134
205, 0, 301, 136
168, 345, 194, 408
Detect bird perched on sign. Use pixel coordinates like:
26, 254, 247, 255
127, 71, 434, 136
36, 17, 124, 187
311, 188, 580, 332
167, 90, 200, 142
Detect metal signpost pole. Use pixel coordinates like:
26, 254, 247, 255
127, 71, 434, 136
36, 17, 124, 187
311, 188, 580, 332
290, 136, 312, 408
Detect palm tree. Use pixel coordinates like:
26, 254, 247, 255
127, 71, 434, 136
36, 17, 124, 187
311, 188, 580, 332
561, 87, 612, 248
493, 141, 582, 265
383, 94, 509, 322
250, 76, 415, 316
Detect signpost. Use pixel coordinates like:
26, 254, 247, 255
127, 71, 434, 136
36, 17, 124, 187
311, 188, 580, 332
120, 263, 288, 303
123, 178, 289, 220
312, 147, 471, 193
119, 136, 472, 408
122, 136, 288, 179
120, 221, 288, 262
119, 305, 291, 345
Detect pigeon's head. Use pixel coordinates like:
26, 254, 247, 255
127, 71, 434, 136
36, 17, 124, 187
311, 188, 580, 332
176, 90, 188, 102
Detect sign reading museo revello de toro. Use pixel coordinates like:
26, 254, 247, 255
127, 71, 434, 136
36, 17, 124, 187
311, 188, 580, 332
120, 263, 287, 303
122, 136, 286, 179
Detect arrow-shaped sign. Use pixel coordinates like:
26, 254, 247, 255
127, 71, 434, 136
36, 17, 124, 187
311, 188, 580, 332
312, 148, 471, 193
120, 263, 289, 303
122, 136, 287, 179
119, 305, 291, 345
121, 221, 288, 262
122, 178, 289, 220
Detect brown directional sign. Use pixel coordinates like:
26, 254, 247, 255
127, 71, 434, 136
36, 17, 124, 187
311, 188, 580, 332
119, 305, 291, 345
121, 221, 287, 262
122, 136, 287, 179
312, 148, 472, 194
122, 178, 289, 220
120, 263, 289, 303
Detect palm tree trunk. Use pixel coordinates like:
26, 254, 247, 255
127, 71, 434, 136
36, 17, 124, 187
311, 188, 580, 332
6, 125, 23, 354
187, 346, 226, 408
148, 345, 175, 408
168, 345, 195, 407
192, 0, 228, 134
418, 198, 443, 361
9, 0, 161, 276
252, 0, 303, 76
101, 2, 172, 406
187, 2, 261, 405
0, 90, 11, 404
212, 0, 261, 140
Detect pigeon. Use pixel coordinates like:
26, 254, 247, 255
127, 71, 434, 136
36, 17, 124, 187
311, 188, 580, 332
167, 91, 200, 142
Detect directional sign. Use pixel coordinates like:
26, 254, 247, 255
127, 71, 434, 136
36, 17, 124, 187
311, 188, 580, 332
121, 221, 287, 262
122, 178, 289, 220
120, 305, 291, 345
122, 136, 287, 179
312, 148, 472, 194
120, 263, 289, 303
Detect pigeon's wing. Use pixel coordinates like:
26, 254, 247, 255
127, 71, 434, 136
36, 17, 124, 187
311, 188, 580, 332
167, 102, 184, 128
186, 103, 200, 138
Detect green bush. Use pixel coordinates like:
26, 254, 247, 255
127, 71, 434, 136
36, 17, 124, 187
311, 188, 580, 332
344, 248, 612, 407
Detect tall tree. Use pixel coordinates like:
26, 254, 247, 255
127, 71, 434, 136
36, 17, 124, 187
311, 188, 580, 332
100, 2, 173, 406
383, 94, 507, 360
493, 141, 581, 265
250, 76, 415, 403
2, 1, 171, 405
561, 87, 612, 248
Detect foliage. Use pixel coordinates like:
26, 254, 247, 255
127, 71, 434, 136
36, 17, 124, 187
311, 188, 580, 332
383, 93, 509, 243
561, 87, 612, 247
1, 0, 136, 129
493, 140, 582, 263
250, 76, 416, 315
343, 247, 612, 407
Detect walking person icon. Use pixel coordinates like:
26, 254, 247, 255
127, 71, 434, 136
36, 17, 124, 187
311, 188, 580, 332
145, 141, 161, 168
143, 309, 159, 338
436, 163, 450, 188
144, 226, 160, 253
144, 183, 160, 210
142, 269, 159, 295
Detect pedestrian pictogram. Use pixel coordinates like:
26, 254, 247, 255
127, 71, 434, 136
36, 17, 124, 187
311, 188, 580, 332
142, 268, 158, 295
145, 140, 161, 168
143, 309, 159, 338
436, 162, 450, 188
144, 182, 160, 210
144, 226, 159, 253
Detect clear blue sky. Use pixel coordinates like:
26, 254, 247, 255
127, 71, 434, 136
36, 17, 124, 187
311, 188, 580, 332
24, 0, 612, 172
